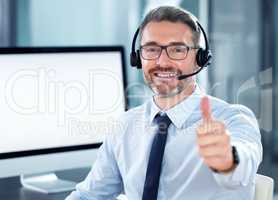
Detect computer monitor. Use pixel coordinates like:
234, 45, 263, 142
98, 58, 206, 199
0, 46, 127, 193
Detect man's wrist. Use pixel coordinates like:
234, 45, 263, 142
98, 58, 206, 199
212, 146, 240, 173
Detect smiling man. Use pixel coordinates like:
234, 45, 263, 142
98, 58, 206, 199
66, 6, 262, 200
140, 19, 199, 109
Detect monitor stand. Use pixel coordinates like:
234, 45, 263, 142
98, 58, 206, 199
20, 173, 77, 193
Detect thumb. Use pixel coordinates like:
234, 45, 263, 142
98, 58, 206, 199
200, 96, 212, 122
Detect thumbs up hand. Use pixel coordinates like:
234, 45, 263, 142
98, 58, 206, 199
196, 96, 235, 172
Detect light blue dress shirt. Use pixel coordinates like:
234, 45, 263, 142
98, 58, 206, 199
66, 86, 262, 200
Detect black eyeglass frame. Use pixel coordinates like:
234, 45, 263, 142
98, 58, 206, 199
139, 44, 199, 60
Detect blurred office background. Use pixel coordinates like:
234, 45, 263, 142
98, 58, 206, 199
0, 0, 277, 194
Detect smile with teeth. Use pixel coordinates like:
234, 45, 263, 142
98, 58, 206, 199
154, 72, 178, 79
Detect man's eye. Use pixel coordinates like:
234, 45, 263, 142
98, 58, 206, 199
173, 47, 186, 53
146, 47, 160, 52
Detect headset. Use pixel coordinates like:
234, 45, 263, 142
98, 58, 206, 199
130, 20, 212, 80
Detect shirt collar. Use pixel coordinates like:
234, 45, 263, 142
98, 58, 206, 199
149, 85, 205, 129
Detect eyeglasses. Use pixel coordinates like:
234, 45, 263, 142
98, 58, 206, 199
140, 44, 199, 60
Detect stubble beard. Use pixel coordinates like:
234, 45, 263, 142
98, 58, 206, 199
143, 67, 192, 98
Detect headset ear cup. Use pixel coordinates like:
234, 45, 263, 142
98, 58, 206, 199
196, 48, 209, 67
130, 27, 142, 69
129, 50, 142, 68
136, 50, 142, 68
130, 51, 138, 67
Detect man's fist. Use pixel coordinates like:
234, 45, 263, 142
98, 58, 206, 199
196, 96, 235, 172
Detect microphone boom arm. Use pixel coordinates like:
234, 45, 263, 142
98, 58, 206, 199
177, 66, 205, 80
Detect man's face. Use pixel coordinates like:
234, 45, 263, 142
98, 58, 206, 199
140, 21, 197, 97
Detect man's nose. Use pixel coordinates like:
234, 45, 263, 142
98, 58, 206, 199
156, 49, 171, 67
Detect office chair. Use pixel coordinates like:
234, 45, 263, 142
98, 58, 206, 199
255, 174, 274, 200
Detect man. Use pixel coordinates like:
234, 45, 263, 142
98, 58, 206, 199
66, 6, 262, 200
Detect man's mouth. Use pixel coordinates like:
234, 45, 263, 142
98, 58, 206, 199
153, 71, 178, 79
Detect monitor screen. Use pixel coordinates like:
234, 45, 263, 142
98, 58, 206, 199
0, 47, 126, 176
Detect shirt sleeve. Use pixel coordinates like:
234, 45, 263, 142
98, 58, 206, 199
65, 134, 123, 200
212, 104, 263, 189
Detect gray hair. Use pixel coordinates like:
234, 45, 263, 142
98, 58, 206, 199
140, 6, 201, 47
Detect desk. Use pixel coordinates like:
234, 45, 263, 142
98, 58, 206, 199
0, 168, 90, 200
0, 176, 70, 200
